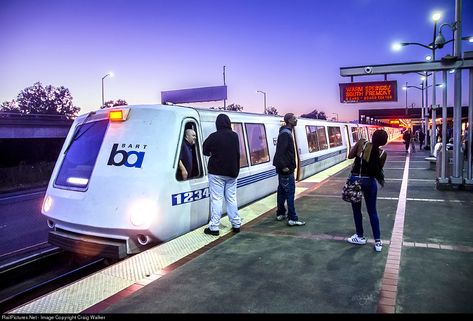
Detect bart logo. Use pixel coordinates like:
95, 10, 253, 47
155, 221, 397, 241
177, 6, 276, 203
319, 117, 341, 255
107, 144, 145, 168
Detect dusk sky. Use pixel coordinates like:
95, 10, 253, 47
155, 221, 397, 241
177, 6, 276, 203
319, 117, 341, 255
0, 0, 472, 121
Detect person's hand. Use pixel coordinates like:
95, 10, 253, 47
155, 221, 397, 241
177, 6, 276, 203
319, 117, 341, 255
379, 179, 385, 188
282, 167, 289, 173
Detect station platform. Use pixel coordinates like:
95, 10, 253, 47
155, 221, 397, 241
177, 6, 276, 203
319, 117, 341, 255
9, 139, 473, 314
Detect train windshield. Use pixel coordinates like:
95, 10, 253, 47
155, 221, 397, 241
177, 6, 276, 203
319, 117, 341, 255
54, 119, 108, 190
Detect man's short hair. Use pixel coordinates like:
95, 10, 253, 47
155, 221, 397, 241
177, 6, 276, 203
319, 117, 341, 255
284, 113, 294, 124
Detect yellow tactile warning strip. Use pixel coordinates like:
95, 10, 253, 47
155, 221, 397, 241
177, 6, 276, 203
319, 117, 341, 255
8, 160, 351, 314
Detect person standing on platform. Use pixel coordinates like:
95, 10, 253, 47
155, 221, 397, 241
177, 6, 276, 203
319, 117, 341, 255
346, 129, 388, 252
418, 130, 425, 151
410, 134, 416, 153
203, 114, 241, 236
402, 129, 411, 153
273, 113, 305, 226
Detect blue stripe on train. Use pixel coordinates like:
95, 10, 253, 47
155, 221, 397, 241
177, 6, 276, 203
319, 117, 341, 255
237, 169, 277, 188
300, 149, 347, 167
236, 148, 347, 188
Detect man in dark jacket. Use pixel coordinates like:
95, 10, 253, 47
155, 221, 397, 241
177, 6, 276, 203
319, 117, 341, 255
202, 114, 241, 236
273, 113, 305, 226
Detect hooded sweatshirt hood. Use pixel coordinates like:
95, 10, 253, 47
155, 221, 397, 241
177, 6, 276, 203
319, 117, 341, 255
216, 114, 231, 130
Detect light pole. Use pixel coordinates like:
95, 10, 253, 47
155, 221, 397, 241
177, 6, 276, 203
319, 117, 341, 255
256, 90, 267, 114
332, 113, 338, 121
403, 82, 425, 131
223, 66, 226, 110
101, 72, 113, 107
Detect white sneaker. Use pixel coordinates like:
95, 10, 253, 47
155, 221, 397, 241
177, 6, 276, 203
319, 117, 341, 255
347, 234, 367, 245
287, 220, 306, 226
374, 241, 383, 252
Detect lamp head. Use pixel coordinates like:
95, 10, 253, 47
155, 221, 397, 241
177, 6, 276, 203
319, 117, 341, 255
435, 32, 446, 49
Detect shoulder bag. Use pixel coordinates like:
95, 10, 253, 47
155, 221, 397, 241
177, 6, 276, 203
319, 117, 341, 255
342, 142, 367, 203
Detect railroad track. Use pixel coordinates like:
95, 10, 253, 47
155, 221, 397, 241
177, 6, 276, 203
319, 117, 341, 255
0, 248, 110, 313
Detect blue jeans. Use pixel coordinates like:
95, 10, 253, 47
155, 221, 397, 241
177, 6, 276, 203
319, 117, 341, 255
277, 173, 298, 221
349, 175, 381, 241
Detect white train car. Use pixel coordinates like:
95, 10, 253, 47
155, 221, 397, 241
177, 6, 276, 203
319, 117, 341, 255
42, 104, 398, 258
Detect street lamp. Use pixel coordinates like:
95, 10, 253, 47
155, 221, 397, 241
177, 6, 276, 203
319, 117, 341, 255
332, 113, 338, 121
403, 81, 425, 133
256, 90, 267, 114
101, 72, 114, 107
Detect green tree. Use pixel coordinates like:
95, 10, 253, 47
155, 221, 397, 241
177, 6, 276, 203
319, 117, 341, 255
226, 103, 244, 112
300, 109, 327, 120
101, 99, 128, 109
266, 106, 278, 115
12, 82, 80, 118
0, 100, 20, 113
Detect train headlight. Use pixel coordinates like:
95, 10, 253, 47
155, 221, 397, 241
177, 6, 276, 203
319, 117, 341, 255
129, 199, 157, 227
43, 195, 53, 213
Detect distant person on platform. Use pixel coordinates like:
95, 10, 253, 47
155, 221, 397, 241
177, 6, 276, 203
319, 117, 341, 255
178, 129, 196, 180
402, 129, 411, 153
273, 113, 305, 226
418, 130, 425, 151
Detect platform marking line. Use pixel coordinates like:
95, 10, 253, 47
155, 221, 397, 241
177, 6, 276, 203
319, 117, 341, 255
376, 152, 410, 314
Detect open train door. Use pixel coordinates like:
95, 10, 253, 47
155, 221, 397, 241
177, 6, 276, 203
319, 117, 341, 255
292, 127, 302, 181
343, 125, 352, 158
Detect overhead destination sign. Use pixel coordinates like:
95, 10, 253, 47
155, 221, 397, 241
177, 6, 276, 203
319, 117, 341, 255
339, 80, 397, 103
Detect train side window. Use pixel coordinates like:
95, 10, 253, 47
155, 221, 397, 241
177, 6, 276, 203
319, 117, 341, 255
176, 121, 202, 181
244, 123, 270, 166
328, 126, 343, 148
316, 126, 328, 150
351, 127, 359, 142
231, 122, 249, 168
306, 125, 319, 153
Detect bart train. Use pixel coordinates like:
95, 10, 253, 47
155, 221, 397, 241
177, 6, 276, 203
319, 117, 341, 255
41, 104, 399, 258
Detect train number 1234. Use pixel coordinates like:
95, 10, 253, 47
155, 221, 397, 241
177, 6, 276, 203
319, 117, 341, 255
172, 187, 210, 206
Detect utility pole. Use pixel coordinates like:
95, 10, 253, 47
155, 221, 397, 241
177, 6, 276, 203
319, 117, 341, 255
451, 0, 463, 186
223, 65, 226, 110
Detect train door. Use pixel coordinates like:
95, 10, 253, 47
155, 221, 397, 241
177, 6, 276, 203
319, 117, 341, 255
343, 125, 352, 157
175, 119, 210, 230
292, 125, 301, 181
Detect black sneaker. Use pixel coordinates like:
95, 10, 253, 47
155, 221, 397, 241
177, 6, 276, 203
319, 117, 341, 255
232, 227, 241, 233
204, 227, 219, 236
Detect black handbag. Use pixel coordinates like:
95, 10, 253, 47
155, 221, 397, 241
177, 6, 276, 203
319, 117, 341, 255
342, 178, 362, 203
342, 142, 367, 204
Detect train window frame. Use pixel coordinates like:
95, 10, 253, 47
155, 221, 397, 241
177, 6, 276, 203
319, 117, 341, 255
305, 125, 320, 153
231, 122, 249, 168
244, 123, 270, 166
175, 120, 203, 182
328, 126, 343, 148
316, 126, 329, 151
351, 127, 360, 142
54, 119, 109, 191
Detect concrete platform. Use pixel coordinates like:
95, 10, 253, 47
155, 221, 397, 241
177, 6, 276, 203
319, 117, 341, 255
8, 139, 473, 314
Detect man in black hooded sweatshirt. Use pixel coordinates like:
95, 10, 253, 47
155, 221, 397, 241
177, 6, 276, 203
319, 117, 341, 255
202, 114, 241, 236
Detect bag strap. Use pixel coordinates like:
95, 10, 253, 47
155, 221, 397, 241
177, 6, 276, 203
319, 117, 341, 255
358, 141, 368, 176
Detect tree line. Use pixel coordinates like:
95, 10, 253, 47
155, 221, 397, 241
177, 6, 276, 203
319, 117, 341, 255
1, 82, 327, 119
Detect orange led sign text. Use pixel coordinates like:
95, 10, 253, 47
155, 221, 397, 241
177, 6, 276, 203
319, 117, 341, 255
339, 81, 397, 103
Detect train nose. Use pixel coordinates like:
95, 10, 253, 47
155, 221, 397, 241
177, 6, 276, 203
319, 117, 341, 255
137, 234, 150, 245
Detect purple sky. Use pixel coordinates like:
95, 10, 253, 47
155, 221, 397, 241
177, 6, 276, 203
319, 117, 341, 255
0, 0, 472, 121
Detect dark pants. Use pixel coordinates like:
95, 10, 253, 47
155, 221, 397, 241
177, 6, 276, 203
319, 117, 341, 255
276, 173, 298, 221
349, 176, 381, 241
